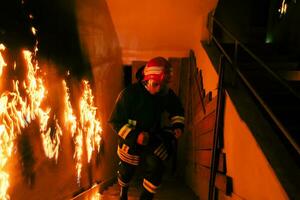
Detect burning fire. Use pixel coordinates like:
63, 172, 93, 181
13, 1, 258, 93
0, 43, 103, 198
0, 44, 6, 77
79, 80, 102, 163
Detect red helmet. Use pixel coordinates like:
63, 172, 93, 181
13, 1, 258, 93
143, 57, 172, 83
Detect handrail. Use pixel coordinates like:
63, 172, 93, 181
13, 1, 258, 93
190, 50, 206, 114
208, 16, 300, 155
212, 18, 300, 99
194, 72, 206, 115
208, 54, 225, 200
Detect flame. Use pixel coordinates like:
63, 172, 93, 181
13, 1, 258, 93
0, 47, 40, 199
22, 50, 47, 120
86, 191, 101, 200
74, 129, 83, 184
0, 45, 29, 200
41, 117, 62, 161
84, 184, 101, 200
90, 193, 101, 200
79, 80, 102, 163
31, 27, 37, 36
0, 42, 104, 195
62, 80, 82, 182
0, 170, 9, 200
278, 0, 288, 17
22, 50, 63, 161
63, 80, 77, 136
0, 44, 7, 77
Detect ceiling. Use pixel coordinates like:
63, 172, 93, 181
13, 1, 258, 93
106, 0, 218, 62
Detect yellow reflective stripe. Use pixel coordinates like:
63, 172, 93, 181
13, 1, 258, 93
143, 179, 159, 194
128, 119, 137, 126
117, 146, 139, 165
122, 144, 129, 153
118, 124, 132, 139
117, 151, 139, 165
154, 144, 168, 160
118, 178, 129, 187
118, 120, 137, 140
118, 147, 140, 160
160, 151, 168, 160
144, 66, 163, 75
154, 144, 164, 155
157, 146, 165, 157
171, 116, 184, 124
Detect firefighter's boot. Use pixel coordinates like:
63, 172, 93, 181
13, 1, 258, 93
119, 186, 128, 200
139, 189, 154, 200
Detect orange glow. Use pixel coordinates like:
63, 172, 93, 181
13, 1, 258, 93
87, 191, 101, 200
83, 184, 101, 200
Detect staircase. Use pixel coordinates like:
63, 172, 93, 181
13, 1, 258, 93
204, 29, 300, 198
223, 43, 300, 156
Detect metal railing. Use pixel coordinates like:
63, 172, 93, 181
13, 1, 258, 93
207, 14, 300, 155
208, 54, 225, 200
190, 51, 207, 115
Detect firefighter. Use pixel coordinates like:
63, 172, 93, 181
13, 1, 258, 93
109, 57, 184, 200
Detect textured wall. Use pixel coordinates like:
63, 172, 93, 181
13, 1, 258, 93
1, 0, 123, 199
75, 0, 123, 188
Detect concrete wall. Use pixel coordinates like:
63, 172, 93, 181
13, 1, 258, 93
222, 95, 289, 200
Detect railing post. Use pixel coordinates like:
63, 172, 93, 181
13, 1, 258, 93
231, 40, 239, 86
207, 10, 215, 45
208, 54, 225, 200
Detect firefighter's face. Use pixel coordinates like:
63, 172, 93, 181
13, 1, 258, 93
146, 79, 164, 95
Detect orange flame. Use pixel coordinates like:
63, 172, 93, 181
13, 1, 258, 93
0, 42, 103, 195
63, 80, 77, 136
22, 50, 63, 161
0, 44, 7, 77
41, 117, 63, 161
0, 45, 26, 200
62, 80, 83, 182
74, 129, 83, 184
79, 80, 102, 163
0, 170, 9, 200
